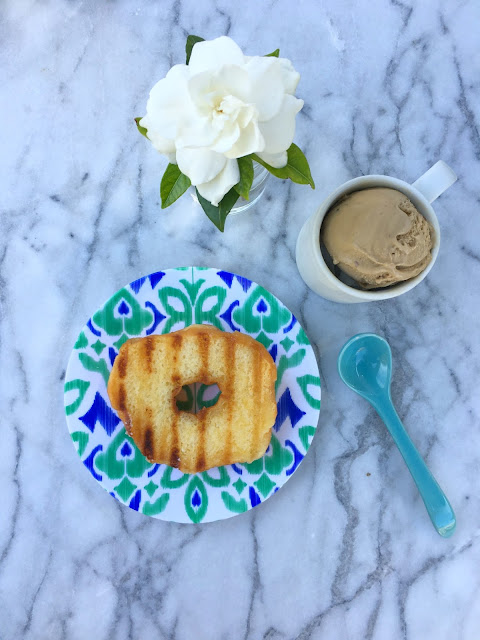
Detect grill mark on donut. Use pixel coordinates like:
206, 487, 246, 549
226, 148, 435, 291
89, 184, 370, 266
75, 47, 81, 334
251, 348, 261, 460
117, 350, 128, 378
117, 384, 126, 412
169, 334, 182, 468
169, 379, 180, 468
195, 446, 205, 472
116, 384, 133, 436
170, 447, 180, 468
142, 407, 154, 459
224, 335, 235, 463
144, 336, 155, 373
144, 427, 154, 461
196, 333, 211, 471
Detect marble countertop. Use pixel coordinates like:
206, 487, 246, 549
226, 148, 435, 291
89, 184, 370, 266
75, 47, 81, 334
2, 0, 480, 638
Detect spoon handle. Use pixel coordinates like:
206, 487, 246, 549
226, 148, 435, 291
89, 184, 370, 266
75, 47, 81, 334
375, 400, 456, 537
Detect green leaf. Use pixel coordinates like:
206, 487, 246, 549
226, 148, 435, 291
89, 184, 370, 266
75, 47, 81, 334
234, 157, 254, 200
186, 35, 205, 64
265, 48, 280, 57
160, 163, 191, 209
134, 117, 148, 138
195, 187, 239, 232
252, 143, 315, 188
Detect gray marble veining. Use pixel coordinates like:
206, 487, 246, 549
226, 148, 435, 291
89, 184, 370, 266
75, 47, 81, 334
1, 0, 480, 638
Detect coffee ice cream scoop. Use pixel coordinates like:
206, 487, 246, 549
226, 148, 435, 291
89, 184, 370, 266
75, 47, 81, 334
321, 187, 434, 289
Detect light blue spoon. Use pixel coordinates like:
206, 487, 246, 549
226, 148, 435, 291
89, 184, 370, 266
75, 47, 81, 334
338, 333, 456, 538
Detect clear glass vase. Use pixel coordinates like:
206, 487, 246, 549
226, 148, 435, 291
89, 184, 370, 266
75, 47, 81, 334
229, 162, 269, 215
191, 162, 269, 217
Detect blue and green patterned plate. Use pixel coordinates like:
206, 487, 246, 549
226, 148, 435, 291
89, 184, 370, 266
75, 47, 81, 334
64, 267, 321, 523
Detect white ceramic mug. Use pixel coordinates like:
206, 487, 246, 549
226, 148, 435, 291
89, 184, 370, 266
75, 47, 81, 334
295, 161, 457, 303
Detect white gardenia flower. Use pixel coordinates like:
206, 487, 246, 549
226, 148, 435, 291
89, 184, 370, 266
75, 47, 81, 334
140, 36, 304, 206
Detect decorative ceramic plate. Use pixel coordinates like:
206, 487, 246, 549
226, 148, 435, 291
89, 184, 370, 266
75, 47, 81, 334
64, 267, 321, 523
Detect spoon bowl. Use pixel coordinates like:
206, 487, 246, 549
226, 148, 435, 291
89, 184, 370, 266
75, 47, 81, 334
338, 333, 392, 401
338, 333, 456, 538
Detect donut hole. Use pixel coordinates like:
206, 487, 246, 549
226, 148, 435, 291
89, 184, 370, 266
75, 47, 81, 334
175, 382, 221, 414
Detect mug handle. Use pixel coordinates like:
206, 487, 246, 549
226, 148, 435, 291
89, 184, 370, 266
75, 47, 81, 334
412, 160, 457, 204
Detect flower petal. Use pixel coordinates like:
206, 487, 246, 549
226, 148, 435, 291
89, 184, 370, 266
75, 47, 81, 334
196, 159, 240, 206
142, 65, 192, 140
225, 120, 265, 159
189, 36, 245, 74
258, 94, 304, 154
175, 116, 218, 149
210, 122, 241, 154
176, 147, 226, 185
256, 150, 287, 168
278, 57, 300, 94
139, 121, 176, 155
244, 57, 285, 121
188, 71, 220, 114
215, 64, 251, 101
